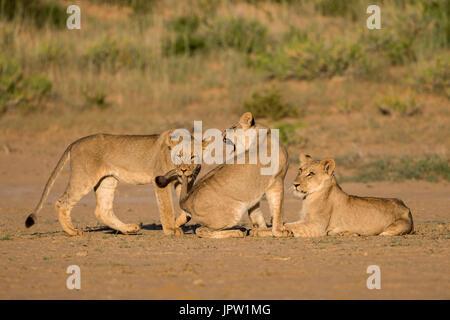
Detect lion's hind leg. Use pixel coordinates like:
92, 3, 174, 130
56, 178, 95, 236
248, 202, 267, 229
195, 226, 246, 239
248, 227, 282, 237
379, 218, 413, 236
284, 221, 326, 238
327, 229, 359, 236
95, 176, 140, 234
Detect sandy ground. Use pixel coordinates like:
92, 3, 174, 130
0, 152, 449, 299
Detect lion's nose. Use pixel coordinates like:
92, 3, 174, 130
181, 168, 187, 173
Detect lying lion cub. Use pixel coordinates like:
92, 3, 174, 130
285, 154, 414, 237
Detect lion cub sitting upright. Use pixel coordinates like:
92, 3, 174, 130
285, 154, 414, 237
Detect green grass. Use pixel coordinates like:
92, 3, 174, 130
243, 88, 300, 121
88, 0, 158, 14
82, 37, 148, 72
0, 55, 52, 114
340, 155, 450, 183
0, 234, 12, 240
208, 17, 267, 53
0, 0, 66, 28
315, 0, 361, 21
162, 15, 268, 56
276, 121, 305, 145
413, 56, 450, 98
375, 91, 422, 117
83, 87, 110, 110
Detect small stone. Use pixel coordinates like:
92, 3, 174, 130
193, 279, 204, 286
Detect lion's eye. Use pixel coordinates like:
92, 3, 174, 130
307, 172, 314, 177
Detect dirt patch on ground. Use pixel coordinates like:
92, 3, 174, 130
0, 153, 449, 299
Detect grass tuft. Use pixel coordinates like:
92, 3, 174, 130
341, 155, 450, 183
243, 88, 300, 121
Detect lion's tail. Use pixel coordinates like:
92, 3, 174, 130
25, 145, 72, 228
407, 210, 414, 234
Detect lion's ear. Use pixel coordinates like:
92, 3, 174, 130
166, 130, 181, 149
299, 154, 312, 165
320, 158, 335, 175
239, 112, 255, 129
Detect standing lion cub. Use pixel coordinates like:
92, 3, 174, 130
285, 154, 414, 237
24, 130, 199, 236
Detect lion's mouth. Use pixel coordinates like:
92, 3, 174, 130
178, 173, 193, 178
293, 188, 307, 197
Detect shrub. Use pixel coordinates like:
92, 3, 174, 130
162, 34, 206, 56
342, 155, 450, 182
276, 121, 305, 145
375, 91, 422, 117
243, 88, 299, 121
208, 17, 267, 53
83, 88, 110, 110
87, 0, 157, 14
361, 31, 416, 66
252, 36, 366, 80
413, 57, 450, 98
315, 0, 360, 21
162, 15, 206, 56
82, 38, 148, 72
0, 0, 66, 28
167, 15, 201, 33
421, 0, 449, 48
163, 15, 268, 56
37, 41, 67, 66
0, 56, 52, 114
394, 0, 449, 49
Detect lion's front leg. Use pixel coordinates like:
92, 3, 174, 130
174, 182, 192, 228
284, 221, 326, 238
265, 179, 291, 238
154, 186, 183, 236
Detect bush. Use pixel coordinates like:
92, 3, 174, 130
342, 155, 450, 182
0, 56, 52, 114
276, 121, 305, 145
422, 0, 449, 48
243, 88, 299, 121
0, 0, 66, 28
375, 91, 422, 117
162, 15, 268, 56
208, 17, 267, 53
394, 0, 449, 49
162, 15, 206, 56
82, 38, 148, 72
315, 0, 360, 21
87, 0, 157, 14
252, 35, 366, 80
83, 88, 110, 110
37, 41, 67, 66
361, 31, 416, 66
413, 57, 450, 98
